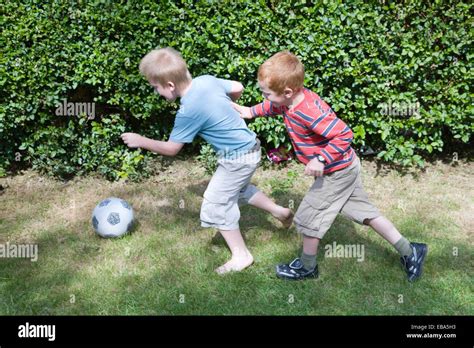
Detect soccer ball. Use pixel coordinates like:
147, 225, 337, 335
92, 197, 134, 238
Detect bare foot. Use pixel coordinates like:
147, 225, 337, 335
272, 207, 294, 228
215, 252, 254, 274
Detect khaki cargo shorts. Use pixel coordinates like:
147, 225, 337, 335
293, 156, 380, 239
200, 141, 261, 231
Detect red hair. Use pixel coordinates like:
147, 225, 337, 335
258, 51, 304, 94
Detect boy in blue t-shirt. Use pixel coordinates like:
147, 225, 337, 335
121, 47, 292, 274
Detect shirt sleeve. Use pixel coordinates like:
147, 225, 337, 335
306, 99, 353, 164
250, 100, 286, 117
169, 114, 202, 143
216, 78, 233, 94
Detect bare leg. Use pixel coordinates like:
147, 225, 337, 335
248, 191, 293, 227
215, 229, 254, 274
365, 216, 402, 245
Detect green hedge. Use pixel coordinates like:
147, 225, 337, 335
1, 0, 472, 179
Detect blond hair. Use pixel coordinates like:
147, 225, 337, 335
258, 51, 304, 94
139, 47, 192, 90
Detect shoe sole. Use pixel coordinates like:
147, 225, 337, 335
275, 265, 319, 280
409, 244, 428, 282
276, 273, 319, 281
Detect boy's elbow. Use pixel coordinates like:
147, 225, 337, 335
342, 127, 354, 144
231, 81, 244, 95
170, 148, 180, 156
347, 129, 354, 143
166, 148, 179, 157
235, 82, 244, 93
167, 142, 184, 156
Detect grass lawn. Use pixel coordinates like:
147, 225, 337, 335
0, 158, 472, 315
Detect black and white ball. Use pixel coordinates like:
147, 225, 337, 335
92, 197, 134, 238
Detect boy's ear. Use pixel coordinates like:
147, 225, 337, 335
167, 81, 176, 91
283, 87, 294, 99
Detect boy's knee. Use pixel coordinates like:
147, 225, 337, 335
363, 218, 373, 225
240, 185, 259, 205
363, 216, 383, 226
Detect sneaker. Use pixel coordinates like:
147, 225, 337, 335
400, 242, 428, 282
276, 258, 318, 280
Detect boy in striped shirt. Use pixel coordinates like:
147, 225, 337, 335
233, 51, 427, 281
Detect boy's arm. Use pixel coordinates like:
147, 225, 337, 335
121, 133, 184, 156
227, 81, 244, 101
250, 100, 284, 118
232, 100, 284, 120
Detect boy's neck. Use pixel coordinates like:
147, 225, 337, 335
178, 80, 193, 98
288, 89, 305, 110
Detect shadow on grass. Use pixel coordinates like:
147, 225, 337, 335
1, 175, 471, 315
2, 215, 471, 315
106, 217, 472, 315
358, 147, 473, 179
0, 227, 100, 314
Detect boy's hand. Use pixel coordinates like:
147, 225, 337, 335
231, 102, 253, 119
304, 158, 325, 177
121, 133, 145, 148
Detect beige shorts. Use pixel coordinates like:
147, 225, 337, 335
293, 156, 380, 239
200, 141, 261, 231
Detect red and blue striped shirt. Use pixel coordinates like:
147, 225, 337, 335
250, 88, 355, 174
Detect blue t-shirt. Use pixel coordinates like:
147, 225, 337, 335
169, 75, 256, 158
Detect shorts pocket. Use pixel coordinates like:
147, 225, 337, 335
294, 194, 332, 228
200, 191, 229, 226
302, 192, 332, 210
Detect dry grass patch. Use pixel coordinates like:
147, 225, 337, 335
0, 158, 472, 315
